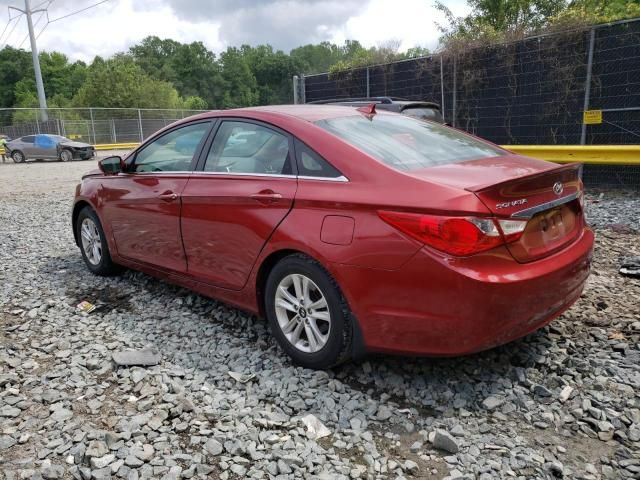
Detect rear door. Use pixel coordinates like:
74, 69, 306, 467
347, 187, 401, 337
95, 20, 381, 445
100, 121, 212, 272
180, 119, 297, 290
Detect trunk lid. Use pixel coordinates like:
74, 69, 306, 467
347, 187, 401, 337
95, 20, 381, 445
414, 155, 585, 262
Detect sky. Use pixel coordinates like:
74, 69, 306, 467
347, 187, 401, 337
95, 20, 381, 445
0, 0, 471, 63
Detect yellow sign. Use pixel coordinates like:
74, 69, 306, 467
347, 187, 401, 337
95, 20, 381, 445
583, 110, 602, 125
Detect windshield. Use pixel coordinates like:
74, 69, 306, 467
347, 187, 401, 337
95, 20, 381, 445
315, 114, 504, 171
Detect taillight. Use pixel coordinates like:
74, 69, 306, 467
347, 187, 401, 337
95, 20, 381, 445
378, 211, 527, 256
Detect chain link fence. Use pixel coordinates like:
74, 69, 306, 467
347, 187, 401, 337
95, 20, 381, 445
0, 108, 207, 144
301, 18, 640, 146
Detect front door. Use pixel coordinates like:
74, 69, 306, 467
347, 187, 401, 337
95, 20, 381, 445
181, 120, 297, 290
101, 121, 212, 272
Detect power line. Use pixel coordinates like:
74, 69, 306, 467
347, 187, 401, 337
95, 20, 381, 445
0, 14, 23, 47
35, 19, 48, 40
0, 16, 16, 42
48, 0, 109, 23
33, 0, 53, 9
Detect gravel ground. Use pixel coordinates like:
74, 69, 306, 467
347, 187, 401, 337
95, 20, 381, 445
1, 160, 639, 480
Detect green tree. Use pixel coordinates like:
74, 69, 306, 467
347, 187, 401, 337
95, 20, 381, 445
554, 0, 640, 24
72, 56, 184, 109
240, 44, 300, 104
130, 36, 224, 108
0, 47, 33, 108
329, 40, 426, 74
219, 47, 259, 108
290, 40, 368, 74
182, 95, 208, 110
40, 52, 87, 100
436, 0, 568, 45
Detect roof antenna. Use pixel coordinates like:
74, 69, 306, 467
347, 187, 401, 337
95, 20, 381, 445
356, 103, 376, 119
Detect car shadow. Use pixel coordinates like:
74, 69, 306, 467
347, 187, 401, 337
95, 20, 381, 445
44, 253, 553, 423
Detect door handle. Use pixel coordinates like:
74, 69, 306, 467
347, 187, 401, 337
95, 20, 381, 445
250, 190, 282, 204
158, 192, 179, 202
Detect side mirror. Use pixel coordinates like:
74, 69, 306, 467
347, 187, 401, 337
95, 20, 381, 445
99, 156, 124, 175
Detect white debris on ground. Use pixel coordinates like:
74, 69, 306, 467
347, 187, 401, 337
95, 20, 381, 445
0, 161, 639, 479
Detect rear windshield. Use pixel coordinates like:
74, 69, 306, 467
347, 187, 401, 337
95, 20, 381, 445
315, 114, 504, 171
401, 107, 442, 121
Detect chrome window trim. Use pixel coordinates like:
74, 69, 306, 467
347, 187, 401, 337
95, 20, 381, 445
194, 171, 297, 179
120, 171, 193, 176
298, 175, 349, 183
118, 171, 350, 182
511, 192, 580, 219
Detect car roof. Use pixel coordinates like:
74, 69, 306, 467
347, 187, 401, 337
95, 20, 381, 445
197, 104, 381, 123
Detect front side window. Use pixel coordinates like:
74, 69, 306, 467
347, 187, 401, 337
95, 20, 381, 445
204, 121, 292, 175
133, 122, 210, 173
22, 136, 35, 144
315, 114, 504, 172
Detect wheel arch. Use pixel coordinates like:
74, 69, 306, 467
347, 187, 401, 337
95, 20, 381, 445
255, 248, 303, 319
254, 247, 367, 360
60, 148, 73, 161
72, 200, 93, 246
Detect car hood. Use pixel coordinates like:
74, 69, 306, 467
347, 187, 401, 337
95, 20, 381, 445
60, 141, 93, 148
82, 169, 102, 180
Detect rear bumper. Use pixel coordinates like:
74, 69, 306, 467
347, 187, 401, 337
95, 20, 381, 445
333, 227, 594, 356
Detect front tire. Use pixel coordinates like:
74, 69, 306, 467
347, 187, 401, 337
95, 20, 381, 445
59, 149, 73, 162
11, 150, 25, 163
76, 207, 121, 276
265, 254, 353, 369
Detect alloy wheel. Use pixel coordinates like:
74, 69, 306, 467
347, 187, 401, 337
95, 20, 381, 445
60, 150, 72, 162
274, 273, 331, 353
80, 217, 102, 266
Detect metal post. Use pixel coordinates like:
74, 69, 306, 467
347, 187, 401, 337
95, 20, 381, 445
293, 75, 299, 104
366, 67, 370, 98
440, 55, 446, 123
56, 118, 61, 135
580, 28, 596, 145
301, 75, 306, 104
452, 55, 457, 128
36, 118, 40, 133
111, 118, 117, 143
89, 108, 96, 145
24, 0, 48, 121
61, 119, 66, 137
138, 109, 144, 142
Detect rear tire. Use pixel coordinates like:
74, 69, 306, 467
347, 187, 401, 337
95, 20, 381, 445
76, 207, 121, 276
11, 150, 25, 163
265, 254, 353, 369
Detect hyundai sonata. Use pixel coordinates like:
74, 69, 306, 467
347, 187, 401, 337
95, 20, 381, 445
72, 105, 593, 369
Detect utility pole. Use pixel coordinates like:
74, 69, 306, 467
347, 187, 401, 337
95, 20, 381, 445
10, 0, 48, 121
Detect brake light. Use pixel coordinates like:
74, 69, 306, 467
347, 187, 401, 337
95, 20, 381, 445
378, 211, 527, 256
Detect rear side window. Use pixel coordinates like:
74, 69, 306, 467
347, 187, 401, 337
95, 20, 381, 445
315, 114, 503, 172
204, 121, 292, 175
294, 139, 342, 178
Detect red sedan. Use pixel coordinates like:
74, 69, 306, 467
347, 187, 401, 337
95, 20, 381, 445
72, 105, 593, 369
